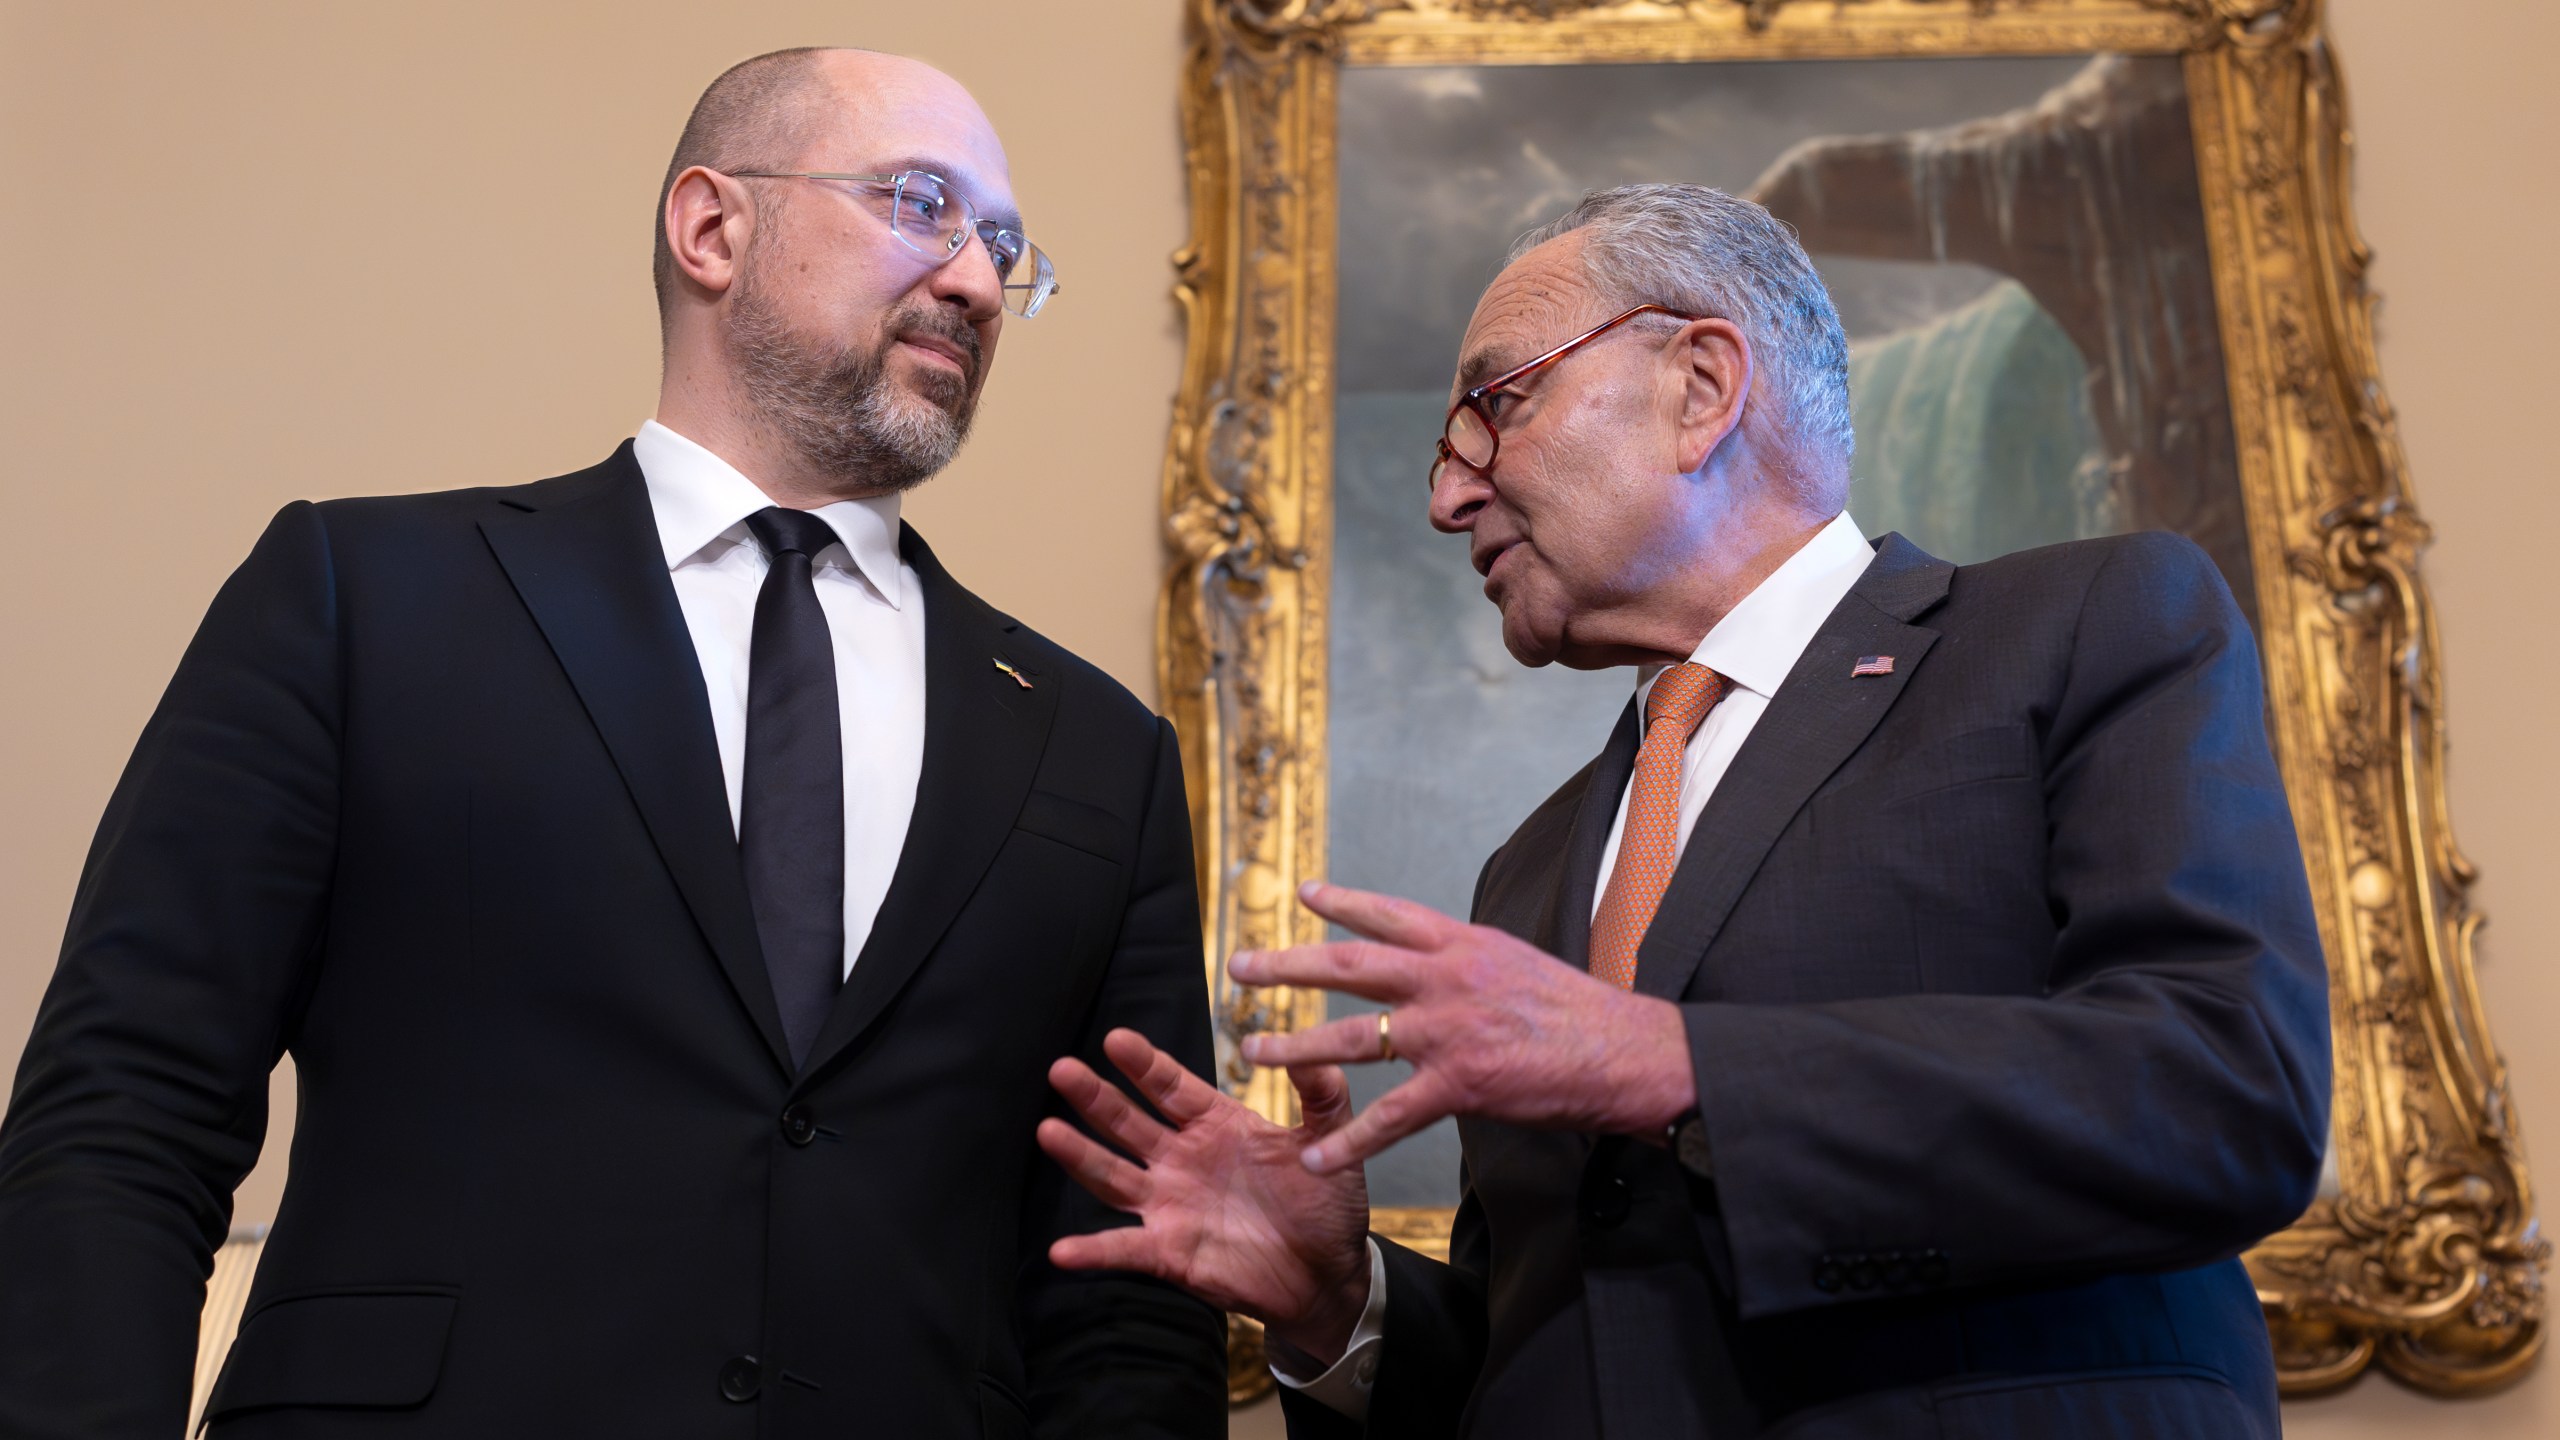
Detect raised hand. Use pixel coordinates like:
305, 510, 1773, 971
1232, 881, 1698, 1175
1039, 1028, 1375, 1363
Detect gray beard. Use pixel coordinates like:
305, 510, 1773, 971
724, 278, 976, 493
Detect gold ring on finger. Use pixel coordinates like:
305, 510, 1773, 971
1377, 1008, 1395, 1063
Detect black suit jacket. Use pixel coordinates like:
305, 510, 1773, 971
1284, 532, 2329, 1440
0, 444, 1225, 1439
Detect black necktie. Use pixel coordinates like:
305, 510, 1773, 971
741, 506, 845, 1068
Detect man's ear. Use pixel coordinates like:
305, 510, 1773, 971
1672, 317, 1753, 474
665, 165, 755, 299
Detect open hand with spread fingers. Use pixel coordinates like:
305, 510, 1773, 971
1038, 1028, 1377, 1364
1233, 881, 1699, 1175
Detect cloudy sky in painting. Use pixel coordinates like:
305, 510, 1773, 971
1335, 55, 2094, 391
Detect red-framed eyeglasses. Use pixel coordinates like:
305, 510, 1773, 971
1428, 303, 1705, 491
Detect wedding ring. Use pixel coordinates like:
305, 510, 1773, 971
1377, 1009, 1395, 1063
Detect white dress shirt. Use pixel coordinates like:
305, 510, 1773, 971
632, 419, 928, 981
1590, 510, 1878, 913
1277, 511, 1877, 1417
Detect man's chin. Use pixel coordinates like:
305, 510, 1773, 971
866, 380, 972, 444
1497, 607, 1562, 670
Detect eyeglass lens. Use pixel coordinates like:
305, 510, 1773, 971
1427, 401, 1496, 490
1446, 405, 1496, 469
887, 173, 1057, 318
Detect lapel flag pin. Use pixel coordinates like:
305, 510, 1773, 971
993, 657, 1034, 690
1850, 655, 1896, 678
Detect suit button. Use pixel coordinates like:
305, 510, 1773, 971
719, 1355, 762, 1402
780, 1105, 816, 1147
1583, 1175, 1632, 1229
1880, 1250, 1912, 1289
1917, 1249, 1951, 1286
1847, 1258, 1881, 1292
1812, 1258, 1846, 1293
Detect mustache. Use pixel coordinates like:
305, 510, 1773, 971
886, 305, 984, 383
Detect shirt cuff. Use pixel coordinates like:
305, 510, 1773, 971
1267, 1237, 1389, 1420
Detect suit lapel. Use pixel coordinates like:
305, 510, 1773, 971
478, 444, 792, 1074
1632, 534, 1955, 1001
1461, 704, 1639, 1182
798, 527, 1059, 1081
1553, 701, 1640, 970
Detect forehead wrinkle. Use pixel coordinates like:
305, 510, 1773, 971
1456, 269, 1586, 391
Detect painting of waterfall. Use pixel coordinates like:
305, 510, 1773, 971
1319, 54, 2249, 1207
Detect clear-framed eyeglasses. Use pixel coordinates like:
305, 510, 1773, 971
728, 167, 1060, 318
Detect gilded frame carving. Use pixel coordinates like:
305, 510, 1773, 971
1156, 0, 2542, 1399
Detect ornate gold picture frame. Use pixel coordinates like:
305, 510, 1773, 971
1156, 0, 2543, 1399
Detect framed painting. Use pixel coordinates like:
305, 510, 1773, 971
1154, 0, 2543, 1401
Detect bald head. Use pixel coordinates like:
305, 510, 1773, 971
650, 48, 1002, 327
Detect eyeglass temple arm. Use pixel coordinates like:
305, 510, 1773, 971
730, 170, 901, 183
1468, 304, 1698, 398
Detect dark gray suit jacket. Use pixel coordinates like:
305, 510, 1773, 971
1283, 532, 2329, 1439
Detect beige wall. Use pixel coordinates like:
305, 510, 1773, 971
0, 2, 2549, 1433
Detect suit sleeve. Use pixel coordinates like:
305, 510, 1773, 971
0, 503, 342, 1439
1278, 1168, 1492, 1440
1684, 533, 2332, 1319
1019, 716, 1227, 1439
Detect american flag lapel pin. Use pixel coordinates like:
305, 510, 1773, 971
993, 657, 1034, 690
1850, 655, 1896, 678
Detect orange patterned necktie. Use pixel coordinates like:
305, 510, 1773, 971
1588, 662, 1728, 990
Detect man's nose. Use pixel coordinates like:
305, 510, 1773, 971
928, 232, 1006, 323
1429, 457, 1493, 533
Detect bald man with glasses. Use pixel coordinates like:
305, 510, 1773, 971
0, 48, 1222, 1440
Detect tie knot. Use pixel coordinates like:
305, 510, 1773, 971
1644, 662, 1724, 738
746, 506, 840, 562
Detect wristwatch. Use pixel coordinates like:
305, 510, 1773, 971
1668, 1110, 1714, 1179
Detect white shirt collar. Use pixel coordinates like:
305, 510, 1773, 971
631, 419, 907, 609
1640, 510, 1876, 706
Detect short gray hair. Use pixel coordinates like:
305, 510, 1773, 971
1510, 183, 1855, 471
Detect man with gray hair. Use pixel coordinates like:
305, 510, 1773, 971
1038, 183, 2330, 1437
